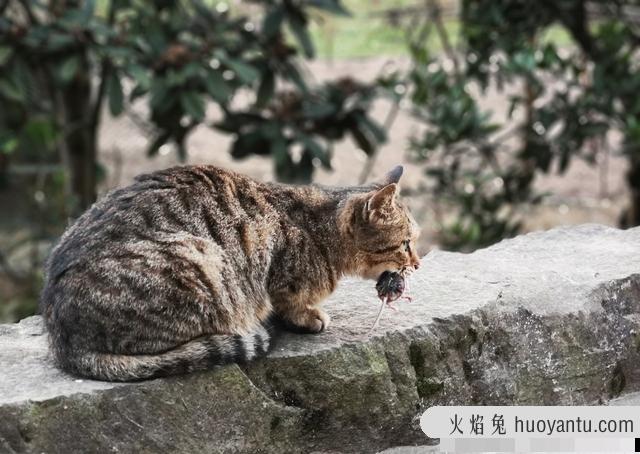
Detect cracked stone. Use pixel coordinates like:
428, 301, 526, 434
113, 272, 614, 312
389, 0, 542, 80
1, 224, 640, 453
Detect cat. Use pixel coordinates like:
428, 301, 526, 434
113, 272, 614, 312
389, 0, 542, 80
40, 164, 421, 381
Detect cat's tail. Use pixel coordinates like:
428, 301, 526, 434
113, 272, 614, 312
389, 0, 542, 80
58, 324, 273, 382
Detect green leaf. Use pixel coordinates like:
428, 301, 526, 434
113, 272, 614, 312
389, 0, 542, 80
181, 62, 202, 80
507, 95, 522, 119
203, 70, 232, 103
129, 84, 147, 101
48, 33, 75, 51
350, 122, 374, 155
0, 79, 23, 102
103, 46, 134, 61
307, 0, 351, 16
214, 112, 264, 133
303, 100, 334, 119
362, 116, 386, 143
299, 134, 331, 169
225, 59, 260, 84
256, 71, 275, 108
288, 15, 314, 59
106, 72, 124, 116
177, 141, 188, 162
24, 118, 58, 148
166, 68, 187, 87
81, 0, 96, 21
58, 57, 80, 83
0, 47, 13, 66
263, 5, 285, 39
147, 132, 171, 157
282, 61, 308, 92
259, 122, 281, 141
180, 91, 205, 121
231, 130, 269, 159
272, 136, 292, 180
191, 0, 216, 22
0, 131, 18, 154
96, 161, 107, 185
150, 79, 171, 112
128, 64, 151, 90
295, 149, 315, 183
10, 57, 36, 103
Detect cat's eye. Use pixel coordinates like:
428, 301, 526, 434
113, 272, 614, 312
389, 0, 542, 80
402, 240, 411, 252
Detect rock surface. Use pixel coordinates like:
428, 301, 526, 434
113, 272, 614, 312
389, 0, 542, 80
1, 224, 640, 453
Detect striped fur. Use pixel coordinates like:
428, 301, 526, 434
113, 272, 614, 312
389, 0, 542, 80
68, 325, 272, 382
40, 165, 420, 381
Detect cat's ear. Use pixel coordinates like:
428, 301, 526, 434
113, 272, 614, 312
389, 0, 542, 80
362, 165, 403, 191
383, 165, 403, 185
371, 165, 403, 188
366, 183, 398, 216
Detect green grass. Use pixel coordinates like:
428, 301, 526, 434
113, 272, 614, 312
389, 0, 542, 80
310, 8, 462, 59
540, 25, 573, 46
309, 0, 423, 59
307, 0, 573, 60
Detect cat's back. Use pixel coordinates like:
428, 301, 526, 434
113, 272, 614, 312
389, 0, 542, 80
45, 165, 284, 279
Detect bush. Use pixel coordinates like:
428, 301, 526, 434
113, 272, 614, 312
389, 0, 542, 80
0, 0, 386, 214
405, 0, 640, 250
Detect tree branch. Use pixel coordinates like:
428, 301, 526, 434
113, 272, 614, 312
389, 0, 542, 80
428, 0, 459, 74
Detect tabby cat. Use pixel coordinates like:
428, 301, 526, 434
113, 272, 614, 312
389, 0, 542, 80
40, 164, 421, 381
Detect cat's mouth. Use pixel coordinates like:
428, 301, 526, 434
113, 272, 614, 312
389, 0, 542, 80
361, 262, 405, 280
386, 261, 410, 275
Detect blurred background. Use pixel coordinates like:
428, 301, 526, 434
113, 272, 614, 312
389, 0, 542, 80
1, 0, 638, 322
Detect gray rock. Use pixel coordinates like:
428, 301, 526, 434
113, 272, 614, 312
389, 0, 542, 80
608, 391, 640, 406
1, 224, 640, 453
377, 447, 439, 454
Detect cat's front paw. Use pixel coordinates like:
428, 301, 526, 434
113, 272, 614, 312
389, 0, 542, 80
279, 307, 330, 334
307, 308, 330, 333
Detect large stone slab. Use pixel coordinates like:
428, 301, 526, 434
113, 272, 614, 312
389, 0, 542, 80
1, 224, 640, 453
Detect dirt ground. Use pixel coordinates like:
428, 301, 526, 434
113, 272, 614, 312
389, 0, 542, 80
98, 56, 628, 255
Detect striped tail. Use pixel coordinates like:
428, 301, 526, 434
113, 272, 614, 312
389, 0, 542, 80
59, 324, 272, 382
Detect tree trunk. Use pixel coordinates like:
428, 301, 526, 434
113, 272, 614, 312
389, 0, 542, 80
62, 53, 96, 214
0, 153, 7, 189
622, 152, 640, 228
45, 0, 98, 215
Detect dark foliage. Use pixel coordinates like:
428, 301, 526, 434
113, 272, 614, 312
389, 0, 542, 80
0, 0, 385, 212
405, 0, 640, 250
